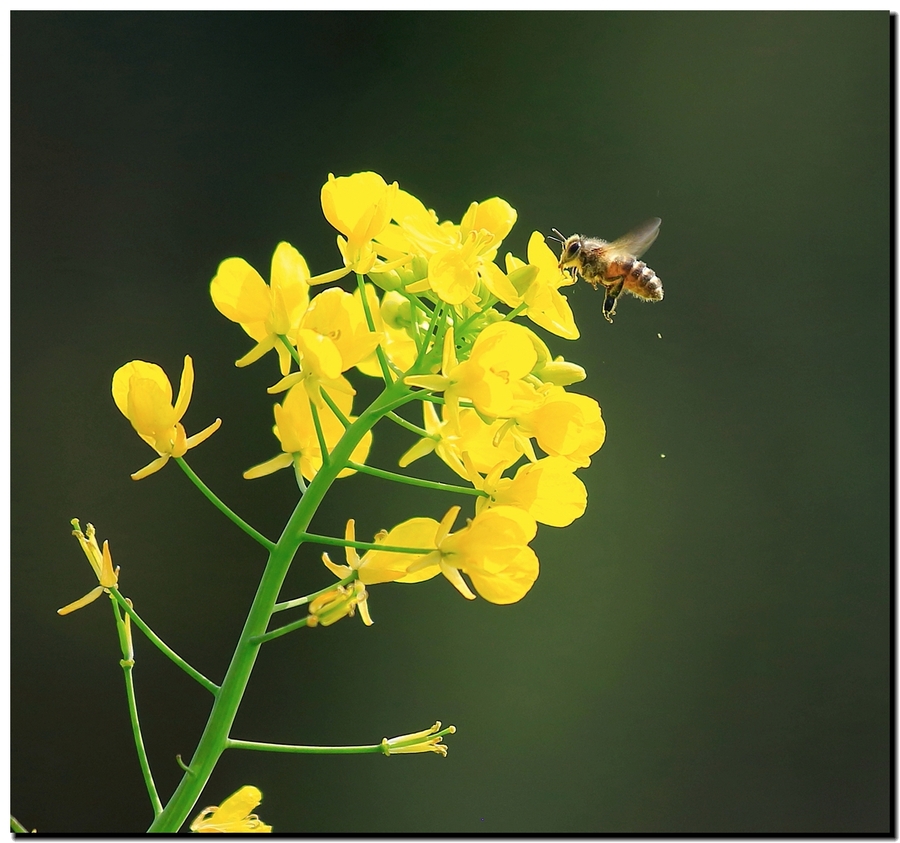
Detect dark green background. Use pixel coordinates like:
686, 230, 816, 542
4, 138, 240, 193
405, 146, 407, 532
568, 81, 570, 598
12, 11, 890, 834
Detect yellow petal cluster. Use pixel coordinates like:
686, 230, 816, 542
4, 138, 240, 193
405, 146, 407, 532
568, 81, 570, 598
58, 520, 120, 616
210, 242, 312, 375
112, 356, 221, 480
474, 457, 587, 527
190, 785, 272, 833
517, 387, 606, 467
322, 171, 399, 274
505, 232, 580, 339
244, 386, 371, 483
353, 505, 539, 605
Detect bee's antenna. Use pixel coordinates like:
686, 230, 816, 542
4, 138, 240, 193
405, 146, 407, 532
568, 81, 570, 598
550, 228, 567, 243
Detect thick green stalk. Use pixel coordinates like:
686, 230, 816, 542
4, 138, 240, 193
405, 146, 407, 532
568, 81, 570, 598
146, 379, 412, 832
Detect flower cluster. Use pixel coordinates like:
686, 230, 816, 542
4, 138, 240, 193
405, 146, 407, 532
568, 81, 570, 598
253, 171, 600, 610
111, 170, 603, 611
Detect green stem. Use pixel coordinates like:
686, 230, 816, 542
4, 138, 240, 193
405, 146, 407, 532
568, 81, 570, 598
296, 531, 432, 555
10, 816, 28, 834
146, 379, 415, 832
504, 302, 527, 321
110, 590, 219, 696
347, 461, 485, 497
407, 393, 477, 410
175, 458, 276, 552
385, 410, 431, 438
112, 598, 163, 817
252, 615, 313, 644
319, 387, 351, 429
308, 399, 331, 468
278, 333, 303, 369
226, 738, 382, 755
413, 301, 445, 370
123, 662, 163, 815
273, 572, 357, 613
357, 273, 393, 384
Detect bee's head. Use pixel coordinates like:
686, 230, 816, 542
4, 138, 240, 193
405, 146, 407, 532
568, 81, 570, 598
558, 234, 583, 269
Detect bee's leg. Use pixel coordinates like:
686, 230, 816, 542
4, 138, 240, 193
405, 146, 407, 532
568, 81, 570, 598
601, 277, 625, 324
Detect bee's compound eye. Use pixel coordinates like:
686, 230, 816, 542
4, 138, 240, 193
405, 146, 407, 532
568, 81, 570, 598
564, 240, 581, 259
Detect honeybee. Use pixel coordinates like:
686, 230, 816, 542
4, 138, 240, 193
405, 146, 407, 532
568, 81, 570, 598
556, 217, 663, 324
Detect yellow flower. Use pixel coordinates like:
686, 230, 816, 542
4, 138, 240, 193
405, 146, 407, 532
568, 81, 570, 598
365, 506, 539, 604
518, 387, 606, 467
382, 722, 457, 756
472, 456, 588, 527
210, 242, 312, 375
299, 287, 384, 372
505, 232, 579, 340
355, 287, 419, 377
190, 785, 272, 833
321, 171, 398, 274
324, 518, 438, 587
460, 197, 517, 247
266, 286, 383, 404
398, 402, 523, 479
112, 356, 221, 480
307, 581, 370, 628
416, 198, 520, 308
58, 520, 120, 615
406, 322, 542, 425
243, 386, 371, 482
377, 191, 519, 308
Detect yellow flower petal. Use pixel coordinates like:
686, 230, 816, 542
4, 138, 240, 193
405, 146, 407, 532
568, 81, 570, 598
57, 585, 104, 616
190, 785, 272, 833
210, 258, 271, 331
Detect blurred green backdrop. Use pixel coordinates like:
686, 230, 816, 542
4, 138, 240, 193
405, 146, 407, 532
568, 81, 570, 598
11, 11, 890, 834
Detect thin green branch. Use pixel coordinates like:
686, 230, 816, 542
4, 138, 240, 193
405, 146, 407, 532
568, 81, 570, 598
252, 614, 314, 645
272, 571, 359, 615
227, 737, 383, 755
308, 399, 331, 468
357, 273, 393, 384
319, 387, 351, 429
175, 458, 276, 552
407, 393, 476, 411
277, 333, 303, 369
10, 815, 29, 833
385, 410, 431, 438
347, 461, 486, 497
413, 300, 445, 370
273, 571, 358, 613
110, 589, 219, 696
123, 665, 163, 815
111, 598, 163, 817
293, 458, 308, 494
503, 302, 528, 321
296, 530, 432, 555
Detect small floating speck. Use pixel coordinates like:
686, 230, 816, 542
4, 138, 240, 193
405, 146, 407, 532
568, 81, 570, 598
657, 333, 662, 339
660, 453, 666, 458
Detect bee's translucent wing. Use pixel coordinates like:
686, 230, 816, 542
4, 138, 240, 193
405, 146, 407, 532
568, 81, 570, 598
606, 217, 661, 258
